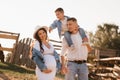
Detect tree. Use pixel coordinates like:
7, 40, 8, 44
91, 23, 120, 50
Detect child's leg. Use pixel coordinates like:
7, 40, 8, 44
79, 28, 87, 40
64, 31, 73, 47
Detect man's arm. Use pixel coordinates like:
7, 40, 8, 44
82, 42, 92, 53
60, 38, 68, 74
79, 27, 92, 52
61, 56, 65, 67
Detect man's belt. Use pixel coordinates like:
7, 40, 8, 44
69, 60, 86, 64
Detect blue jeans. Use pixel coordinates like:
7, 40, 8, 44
64, 28, 87, 47
65, 62, 89, 80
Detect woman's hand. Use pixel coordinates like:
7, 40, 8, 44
42, 69, 52, 73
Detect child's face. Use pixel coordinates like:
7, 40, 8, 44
67, 20, 78, 34
55, 11, 64, 20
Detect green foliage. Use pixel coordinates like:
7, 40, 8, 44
90, 23, 120, 50
109, 36, 120, 49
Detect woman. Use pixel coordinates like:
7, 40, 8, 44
32, 26, 60, 80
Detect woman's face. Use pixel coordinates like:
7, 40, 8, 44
37, 29, 47, 41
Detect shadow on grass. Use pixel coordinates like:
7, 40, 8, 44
0, 71, 10, 80
56, 73, 64, 79
0, 62, 35, 74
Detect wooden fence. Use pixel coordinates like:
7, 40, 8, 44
94, 47, 120, 59
9, 37, 35, 68
90, 48, 120, 79
0, 30, 20, 63
0, 30, 19, 52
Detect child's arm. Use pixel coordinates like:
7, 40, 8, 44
49, 20, 57, 33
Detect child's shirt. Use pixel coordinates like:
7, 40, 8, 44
60, 17, 68, 35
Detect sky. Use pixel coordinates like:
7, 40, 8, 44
0, 0, 120, 51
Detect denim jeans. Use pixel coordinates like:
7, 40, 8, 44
65, 62, 89, 80
64, 27, 87, 47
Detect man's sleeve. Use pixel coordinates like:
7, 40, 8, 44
60, 38, 68, 56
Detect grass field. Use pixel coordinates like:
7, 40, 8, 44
0, 62, 64, 80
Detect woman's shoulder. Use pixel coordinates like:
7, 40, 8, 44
33, 40, 40, 50
34, 40, 39, 45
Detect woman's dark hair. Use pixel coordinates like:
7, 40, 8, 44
34, 28, 48, 53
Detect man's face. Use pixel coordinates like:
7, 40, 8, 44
67, 20, 78, 33
55, 11, 64, 20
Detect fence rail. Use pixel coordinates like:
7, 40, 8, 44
0, 30, 20, 52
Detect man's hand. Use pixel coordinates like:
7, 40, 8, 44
61, 65, 68, 74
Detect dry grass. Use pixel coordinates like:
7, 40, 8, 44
0, 62, 64, 80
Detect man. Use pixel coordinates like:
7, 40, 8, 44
61, 17, 89, 80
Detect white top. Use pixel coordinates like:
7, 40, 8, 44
61, 32, 88, 61
34, 40, 56, 80
33, 40, 54, 55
